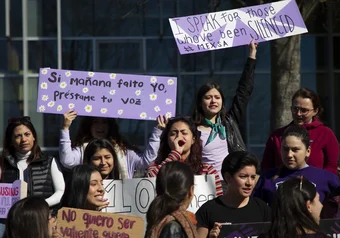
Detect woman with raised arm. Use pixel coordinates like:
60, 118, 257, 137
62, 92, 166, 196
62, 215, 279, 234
192, 40, 257, 187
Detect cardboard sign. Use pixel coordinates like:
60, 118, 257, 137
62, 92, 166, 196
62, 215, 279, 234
37, 68, 177, 120
57, 207, 144, 238
102, 175, 216, 219
169, 0, 308, 54
219, 219, 340, 237
0, 180, 27, 218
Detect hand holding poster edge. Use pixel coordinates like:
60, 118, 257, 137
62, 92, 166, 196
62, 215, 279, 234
37, 68, 177, 121
169, 0, 308, 54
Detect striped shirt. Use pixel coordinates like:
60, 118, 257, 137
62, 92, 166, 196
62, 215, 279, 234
147, 150, 223, 197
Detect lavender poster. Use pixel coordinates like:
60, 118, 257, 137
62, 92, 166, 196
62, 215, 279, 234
37, 68, 177, 120
169, 0, 308, 54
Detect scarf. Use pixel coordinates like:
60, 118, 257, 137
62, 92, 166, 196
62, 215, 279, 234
204, 116, 226, 145
149, 210, 198, 238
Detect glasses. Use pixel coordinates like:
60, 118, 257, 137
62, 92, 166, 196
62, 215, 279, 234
8, 116, 31, 124
291, 106, 314, 115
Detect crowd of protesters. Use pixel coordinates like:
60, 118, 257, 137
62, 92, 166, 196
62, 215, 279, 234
0, 40, 339, 238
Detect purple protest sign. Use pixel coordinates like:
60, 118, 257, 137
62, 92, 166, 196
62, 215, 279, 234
37, 68, 177, 120
169, 0, 308, 54
0, 180, 27, 218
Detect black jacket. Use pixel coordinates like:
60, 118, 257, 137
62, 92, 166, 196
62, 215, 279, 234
1, 153, 54, 199
223, 57, 255, 153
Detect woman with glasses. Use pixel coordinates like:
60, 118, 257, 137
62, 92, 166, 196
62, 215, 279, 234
3, 196, 63, 238
254, 125, 339, 207
0, 117, 65, 206
261, 88, 339, 174
259, 177, 327, 238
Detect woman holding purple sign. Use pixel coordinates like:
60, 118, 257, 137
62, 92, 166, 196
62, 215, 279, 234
192, 40, 257, 191
59, 112, 167, 178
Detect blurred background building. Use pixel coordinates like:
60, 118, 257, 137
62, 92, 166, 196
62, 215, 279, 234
0, 0, 339, 159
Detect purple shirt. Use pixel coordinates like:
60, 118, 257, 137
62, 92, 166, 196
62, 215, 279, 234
254, 166, 339, 205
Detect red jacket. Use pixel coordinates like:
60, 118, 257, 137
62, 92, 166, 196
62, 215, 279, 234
261, 119, 339, 175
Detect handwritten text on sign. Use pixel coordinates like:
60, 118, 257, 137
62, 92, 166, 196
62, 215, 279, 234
169, 0, 308, 54
102, 175, 216, 220
0, 180, 27, 218
57, 207, 144, 238
37, 68, 177, 120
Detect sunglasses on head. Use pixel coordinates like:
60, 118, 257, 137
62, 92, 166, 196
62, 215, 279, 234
8, 116, 31, 124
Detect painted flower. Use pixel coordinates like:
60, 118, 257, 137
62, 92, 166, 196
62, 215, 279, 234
65, 71, 71, 77
165, 112, 172, 118
41, 69, 48, 75
41, 82, 48, 89
42, 95, 49, 101
118, 109, 123, 115
88, 72, 95, 77
47, 101, 55, 107
109, 90, 116, 95
167, 79, 174, 85
110, 73, 116, 79
154, 106, 160, 112
140, 112, 147, 119
165, 99, 172, 105
57, 105, 63, 112
101, 108, 108, 114
135, 90, 141, 96
149, 93, 157, 101
39, 105, 46, 112
150, 76, 157, 83
68, 103, 75, 109
85, 104, 92, 113
82, 87, 89, 93
60, 82, 67, 89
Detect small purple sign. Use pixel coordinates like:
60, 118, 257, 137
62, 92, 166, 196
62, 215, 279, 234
169, 0, 308, 54
0, 180, 26, 218
37, 68, 177, 120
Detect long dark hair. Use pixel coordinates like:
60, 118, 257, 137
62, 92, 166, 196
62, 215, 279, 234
2, 117, 41, 163
72, 116, 139, 153
156, 116, 203, 174
266, 177, 323, 238
4, 196, 50, 238
83, 138, 120, 179
192, 82, 227, 125
60, 164, 100, 209
145, 161, 194, 238
292, 88, 323, 119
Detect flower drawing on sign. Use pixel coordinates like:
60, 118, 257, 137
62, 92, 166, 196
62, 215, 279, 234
68, 103, 75, 109
118, 109, 123, 115
149, 93, 157, 101
42, 95, 49, 101
101, 108, 108, 114
135, 90, 141, 96
65, 71, 71, 77
85, 105, 92, 113
154, 106, 160, 112
110, 73, 116, 79
57, 105, 63, 112
41, 82, 48, 89
88, 72, 95, 77
167, 79, 174, 85
165, 112, 172, 119
47, 101, 55, 107
41, 69, 48, 75
39, 105, 46, 112
140, 112, 147, 119
83, 87, 89, 93
165, 99, 172, 105
109, 90, 116, 95
150, 76, 157, 83
60, 82, 67, 89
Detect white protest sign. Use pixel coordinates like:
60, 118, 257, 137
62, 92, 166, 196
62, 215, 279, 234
102, 175, 216, 219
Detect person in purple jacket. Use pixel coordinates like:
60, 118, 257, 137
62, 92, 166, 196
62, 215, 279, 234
254, 125, 339, 206
59, 111, 167, 179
